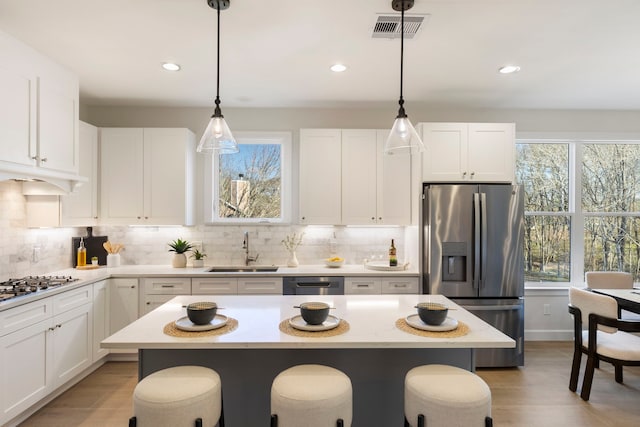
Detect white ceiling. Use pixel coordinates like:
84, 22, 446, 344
1, 0, 639, 110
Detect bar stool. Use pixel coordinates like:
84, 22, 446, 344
270, 364, 352, 427
404, 364, 492, 427
129, 365, 224, 427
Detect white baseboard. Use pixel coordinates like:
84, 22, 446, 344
525, 329, 573, 341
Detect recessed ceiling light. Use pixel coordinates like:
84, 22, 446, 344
330, 63, 347, 73
499, 65, 520, 74
162, 62, 181, 72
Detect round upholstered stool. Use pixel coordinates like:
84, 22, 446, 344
270, 364, 352, 427
129, 365, 223, 427
404, 364, 492, 427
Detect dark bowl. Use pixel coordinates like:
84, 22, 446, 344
299, 301, 330, 325
187, 302, 218, 325
415, 302, 448, 326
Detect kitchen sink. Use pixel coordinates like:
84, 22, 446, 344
207, 266, 279, 273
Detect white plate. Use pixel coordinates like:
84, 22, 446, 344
364, 261, 408, 271
405, 314, 458, 332
175, 314, 228, 332
288, 314, 340, 332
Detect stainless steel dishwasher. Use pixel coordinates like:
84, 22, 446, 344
283, 276, 344, 295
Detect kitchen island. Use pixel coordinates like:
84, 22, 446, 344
103, 294, 514, 426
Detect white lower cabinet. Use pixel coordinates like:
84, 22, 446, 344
92, 280, 109, 361
140, 277, 191, 315
237, 278, 282, 295
345, 277, 419, 294
192, 278, 238, 295
109, 278, 139, 334
51, 303, 92, 388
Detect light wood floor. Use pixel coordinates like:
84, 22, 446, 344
18, 341, 640, 426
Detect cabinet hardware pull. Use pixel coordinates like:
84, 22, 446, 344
31, 156, 38, 160
137, 216, 141, 219
161, 285, 174, 288
41, 157, 48, 162
131, 286, 135, 289
470, 171, 475, 176
462, 171, 467, 176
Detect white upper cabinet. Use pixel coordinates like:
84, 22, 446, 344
299, 129, 342, 225
100, 128, 195, 225
300, 129, 412, 225
0, 30, 78, 176
420, 122, 515, 183
61, 121, 98, 226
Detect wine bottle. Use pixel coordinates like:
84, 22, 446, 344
389, 239, 398, 267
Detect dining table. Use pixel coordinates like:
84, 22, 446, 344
102, 294, 514, 426
592, 288, 640, 314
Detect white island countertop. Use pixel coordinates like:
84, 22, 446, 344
102, 294, 514, 350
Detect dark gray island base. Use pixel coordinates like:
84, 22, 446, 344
138, 347, 475, 427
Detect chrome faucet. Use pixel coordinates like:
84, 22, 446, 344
243, 231, 259, 266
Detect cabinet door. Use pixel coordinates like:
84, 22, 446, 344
345, 277, 381, 294
92, 280, 110, 361
467, 123, 515, 182
38, 67, 79, 174
376, 129, 411, 225
0, 319, 53, 424
109, 278, 139, 334
299, 129, 342, 224
141, 294, 178, 316
341, 130, 378, 224
52, 303, 92, 388
144, 128, 195, 225
142, 277, 191, 295
61, 121, 98, 226
192, 278, 238, 295
0, 52, 36, 168
421, 123, 468, 182
100, 128, 144, 224
237, 278, 283, 295
380, 277, 420, 294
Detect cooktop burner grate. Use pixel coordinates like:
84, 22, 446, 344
0, 276, 78, 302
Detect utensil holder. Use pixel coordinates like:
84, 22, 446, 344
107, 253, 121, 267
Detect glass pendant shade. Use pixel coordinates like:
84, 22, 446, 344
385, 116, 424, 155
197, 115, 238, 153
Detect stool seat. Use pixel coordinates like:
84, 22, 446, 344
133, 365, 222, 427
405, 364, 491, 427
271, 364, 352, 427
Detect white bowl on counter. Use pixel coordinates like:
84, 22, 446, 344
324, 258, 345, 268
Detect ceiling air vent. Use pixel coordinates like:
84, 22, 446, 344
372, 14, 427, 39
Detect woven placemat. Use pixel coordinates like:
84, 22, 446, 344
163, 317, 239, 338
395, 318, 469, 338
278, 318, 350, 337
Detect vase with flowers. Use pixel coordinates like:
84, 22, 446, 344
281, 232, 304, 267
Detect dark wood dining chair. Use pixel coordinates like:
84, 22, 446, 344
568, 287, 640, 400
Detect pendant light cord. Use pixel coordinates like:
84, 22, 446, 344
397, 4, 407, 118
214, 2, 222, 117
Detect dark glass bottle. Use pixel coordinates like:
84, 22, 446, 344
389, 239, 398, 267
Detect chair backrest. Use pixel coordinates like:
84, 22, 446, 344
585, 271, 633, 289
569, 287, 618, 334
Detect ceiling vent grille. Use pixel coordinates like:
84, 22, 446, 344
372, 15, 426, 39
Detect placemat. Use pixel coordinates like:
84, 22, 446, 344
395, 318, 469, 338
163, 317, 239, 338
278, 318, 350, 337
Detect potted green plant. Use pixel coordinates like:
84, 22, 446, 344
168, 238, 193, 268
190, 249, 207, 268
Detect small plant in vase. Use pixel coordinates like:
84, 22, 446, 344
190, 249, 207, 268
281, 232, 304, 267
168, 238, 193, 268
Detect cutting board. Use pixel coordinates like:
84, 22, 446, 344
72, 235, 108, 267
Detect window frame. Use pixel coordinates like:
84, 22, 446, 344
203, 131, 292, 224
516, 135, 640, 286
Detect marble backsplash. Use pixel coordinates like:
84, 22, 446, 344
0, 181, 416, 280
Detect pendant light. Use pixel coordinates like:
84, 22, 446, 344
384, 0, 424, 155
197, 0, 238, 154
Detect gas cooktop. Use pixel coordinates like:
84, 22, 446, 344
0, 275, 78, 302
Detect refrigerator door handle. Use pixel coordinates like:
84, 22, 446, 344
473, 193, 481, 289
480, 192, 488, 289
459, 304, 522, 311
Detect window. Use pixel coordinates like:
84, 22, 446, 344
204, 131, 292, 223
516, 139, 640, 284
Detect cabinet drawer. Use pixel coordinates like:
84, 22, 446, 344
0, 299, 53, 337
142, 277, 191, 294
192, 278, 238, 295
381, 277, 420, 294
237, 278, 283, 295
345, 277, 381, 294
53, 286, 93, 315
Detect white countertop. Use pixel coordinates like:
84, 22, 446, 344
101, 294, 514, 350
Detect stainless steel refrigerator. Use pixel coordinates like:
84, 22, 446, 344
422, 183, 525, 367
